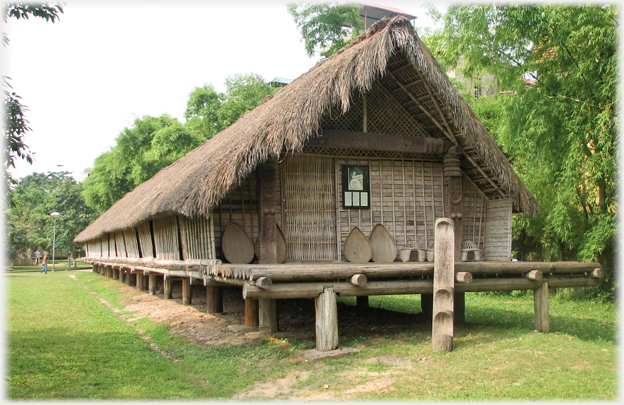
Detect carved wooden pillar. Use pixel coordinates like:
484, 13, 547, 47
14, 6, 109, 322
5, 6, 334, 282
255, 160, 279, 331
444, 146, 465, 323
432, 218, 455, 352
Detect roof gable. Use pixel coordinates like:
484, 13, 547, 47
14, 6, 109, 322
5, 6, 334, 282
75, 16, 537, 243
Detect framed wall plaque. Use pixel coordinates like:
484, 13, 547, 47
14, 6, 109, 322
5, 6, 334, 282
342, 165, 370, 209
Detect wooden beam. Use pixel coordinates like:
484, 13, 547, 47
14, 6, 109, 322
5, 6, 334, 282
456, 261, 601, 275
148, 274, 157, 295
308, 130, 451, 155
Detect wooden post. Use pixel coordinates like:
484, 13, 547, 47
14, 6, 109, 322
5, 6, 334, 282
206, 285, 223, 313
421, 293, 433, 317
534, 281, 549, 332
164, 277, 172, 300
454, 292, 465, 324
356, 296, 369, 308
118, 268, 124, 283
136, 273, 143, 290
432, 218, 454, 352
126, 271, 136, 287
182, 278, 192, 305
443, 146, 464, 324
245, 299, 259, 326
316, 287, 339, 351
256, 160, 278, 332
148, 274, 157, 295
259, 298, 278, 333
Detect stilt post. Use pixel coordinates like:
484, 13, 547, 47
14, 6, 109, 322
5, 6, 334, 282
315, 287, 339, 351
534, 281, 550, 332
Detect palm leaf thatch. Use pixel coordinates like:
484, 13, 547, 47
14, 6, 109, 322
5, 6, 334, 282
75, 16, 538, 243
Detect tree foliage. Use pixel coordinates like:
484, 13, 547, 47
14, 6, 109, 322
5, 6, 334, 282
185, 73, 278, 137
425, 4, 617, 296
6, 171, 97, 260
287, 2, 363, 58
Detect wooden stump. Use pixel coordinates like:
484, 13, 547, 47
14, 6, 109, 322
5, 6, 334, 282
118, 269, 124, 283
126, 272, 136, 287
245, 299, 259, 326
315, 287, 338, 351
259, 298, 278, 333
534, 281, 549, 332
148, 274, 157, 295
164, 277, 172, 300
206, 285, 223, 314
182, 278, 192, 305
432, 218, 455, 352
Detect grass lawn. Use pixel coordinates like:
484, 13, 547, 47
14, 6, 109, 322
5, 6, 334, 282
6, 270, 618, 400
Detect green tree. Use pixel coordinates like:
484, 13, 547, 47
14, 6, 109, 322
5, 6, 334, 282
3, 3, 64, 185
83, 115, 200, 213
426, 4, 617, 296
185, 73, 278, 137
7, 171, 96, 262
287, 2, 363, 58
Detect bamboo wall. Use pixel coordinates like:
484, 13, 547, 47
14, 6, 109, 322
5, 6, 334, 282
282, 155, 337, 261
152, 217, 181, 261
137, 222, 154, 259
484, 198, 513, 261
212, 171, 282, 261
462, 176, 488, 252
178, 214, 216, 260
114, 232, 126, 258
336, 156, 444, 260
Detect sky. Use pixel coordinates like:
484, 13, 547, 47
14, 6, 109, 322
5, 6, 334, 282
3, 0, 444, 182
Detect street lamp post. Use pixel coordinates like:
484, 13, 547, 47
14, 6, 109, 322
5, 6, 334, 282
50, 212, 60, 271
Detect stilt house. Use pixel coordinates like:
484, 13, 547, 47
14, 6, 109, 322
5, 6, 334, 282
75, 17, 602, 351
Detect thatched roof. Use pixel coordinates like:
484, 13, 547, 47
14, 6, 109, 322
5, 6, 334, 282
75, 16, 538, 243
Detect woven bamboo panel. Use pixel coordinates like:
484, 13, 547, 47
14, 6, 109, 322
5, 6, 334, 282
114, 232, 127, 258
108, 234, 115, 258
320, 81, 430, 137
152, 217, 180, 261
301, 144, 433, 160
101, 237, 107, 257
123, 229, 140, 258
213, 170, 282, 260
337, 157, 444, 260
462, 176, 488, 252
178, 213, 215, 260
282, 155, 338, 261
137, 222, 154, 259
484, 198, 512, 261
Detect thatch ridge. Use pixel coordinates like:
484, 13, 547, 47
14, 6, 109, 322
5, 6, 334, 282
75, 16, 538, 243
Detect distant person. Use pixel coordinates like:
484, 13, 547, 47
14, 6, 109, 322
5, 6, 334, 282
40, 251, 48, 274
34, 249, 41, 265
